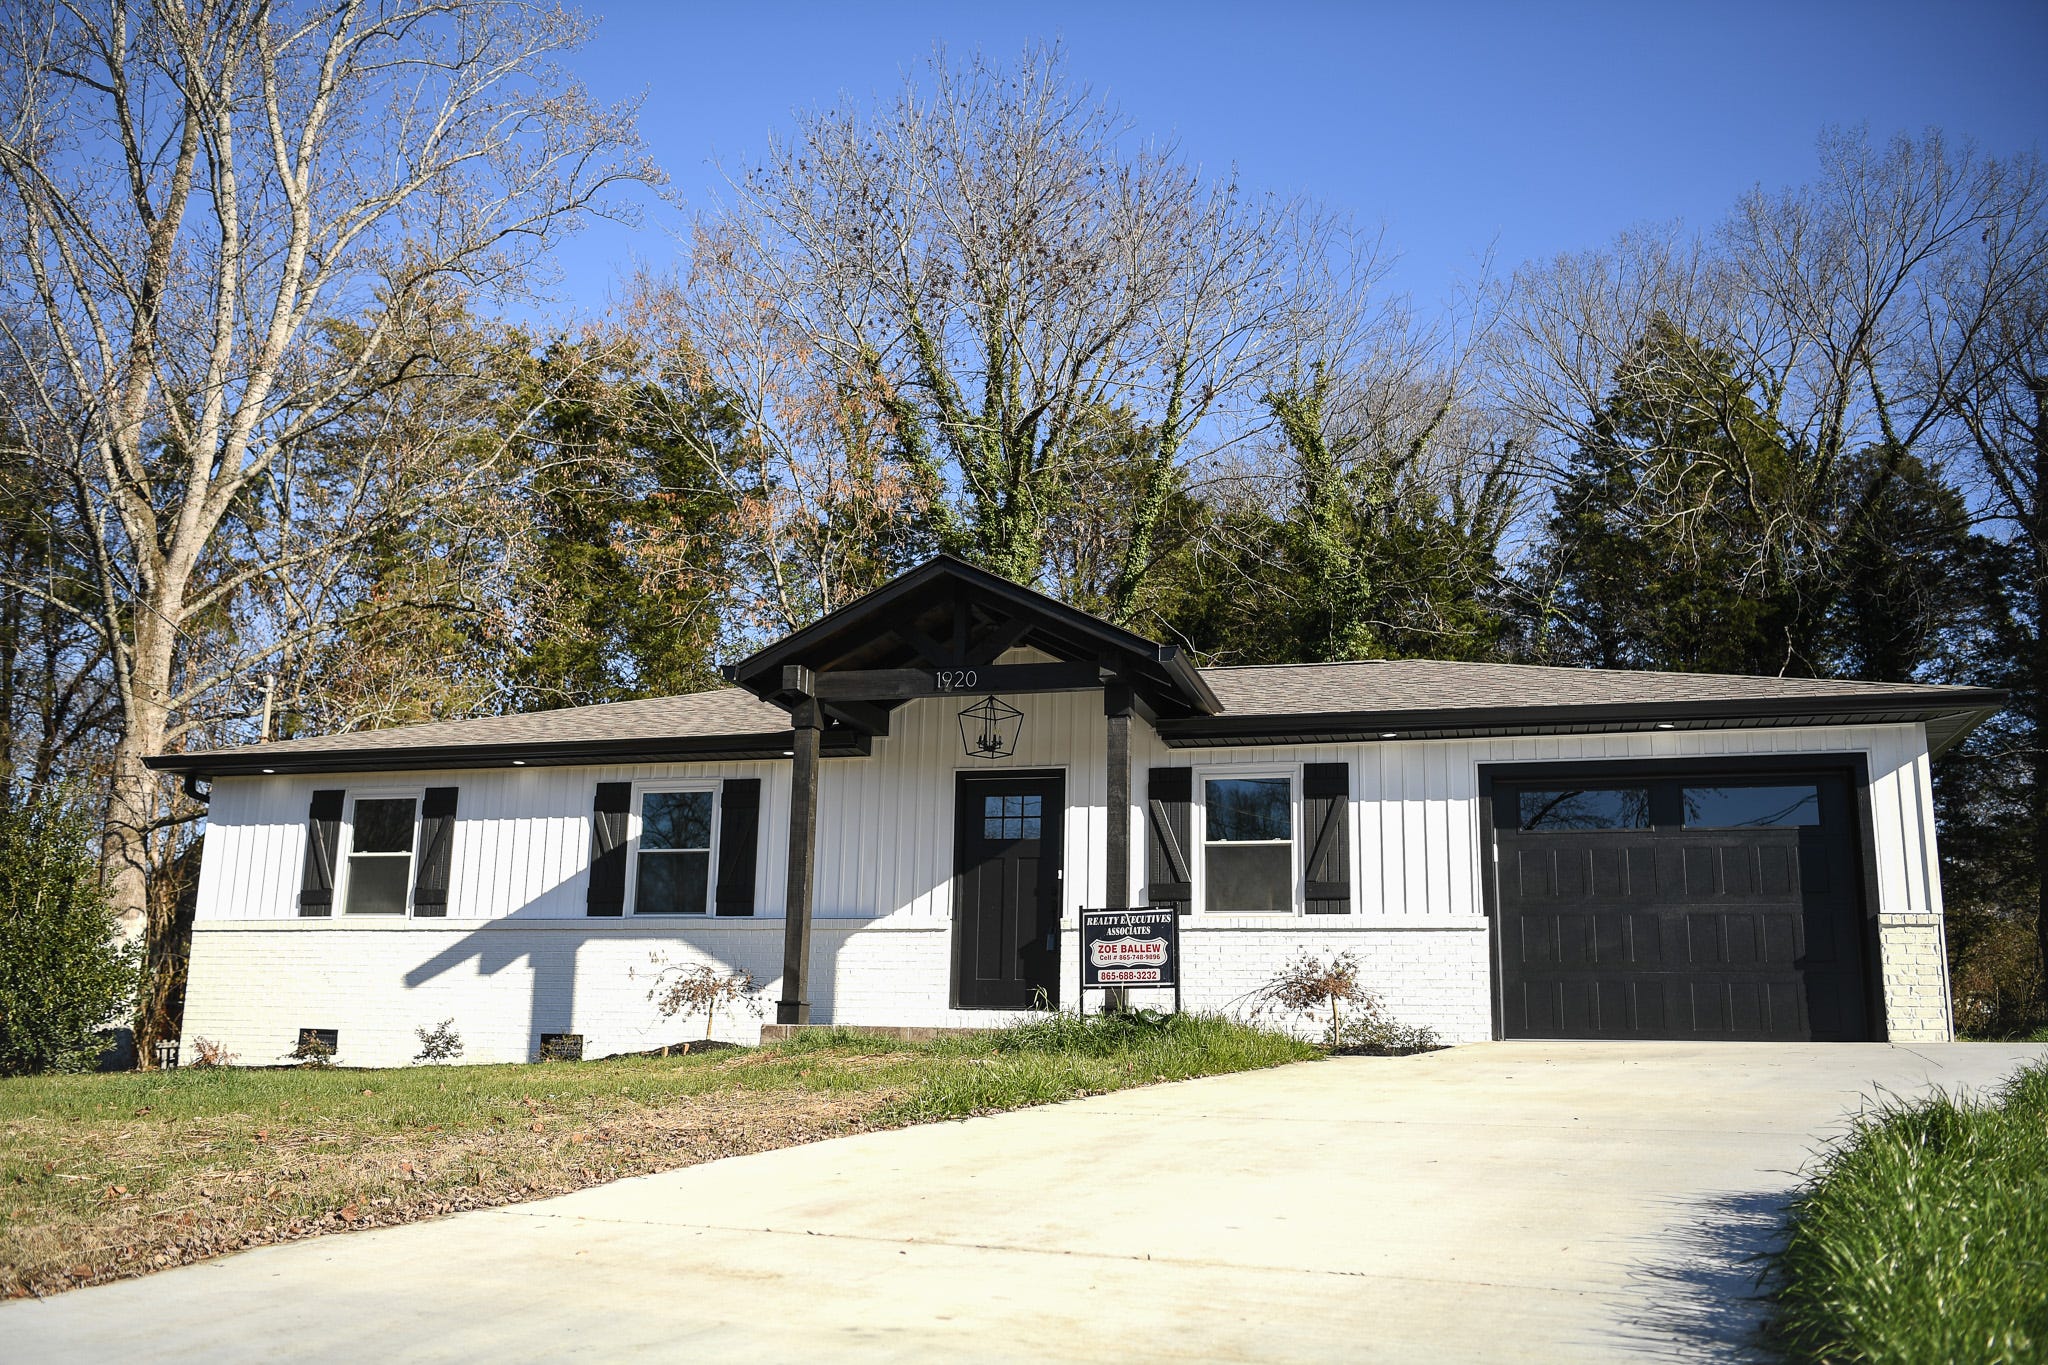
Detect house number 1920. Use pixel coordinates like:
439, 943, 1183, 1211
932, 669, 979, 691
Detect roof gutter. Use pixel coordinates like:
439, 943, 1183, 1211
1158, 645, 1222, 715
145, 728, 875, 780
1153, 688, 2009, 747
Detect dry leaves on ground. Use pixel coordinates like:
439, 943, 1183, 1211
1, 1086, 898, 1300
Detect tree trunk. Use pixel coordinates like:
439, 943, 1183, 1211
0, 532, 19, 788
103, 733, 162, 943
2032, 375, 2048, 1015
103, 602, 180, 1062
2033, 681, 2047, 1016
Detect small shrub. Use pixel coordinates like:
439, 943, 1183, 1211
0, 786, 141, 1076
1332, 1009, 1442, 1056
639, 955, 764, 1039
186, 1036, 238, 1068
412, 1018, 464, 1064
286, 1031, 337, 1067
1238, 951, 1441, 1055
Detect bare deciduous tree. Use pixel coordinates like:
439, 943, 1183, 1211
1490, 129, 2046, 671
0, 0, 655, 1051
615, 269, 932, 640
691, 44, 1329, 622
1498, 131, 2042, 490
1947, 264, 2048, 1002
1172, 275, 1528, 664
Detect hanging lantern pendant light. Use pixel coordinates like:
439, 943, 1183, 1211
958, 695, 1024, 759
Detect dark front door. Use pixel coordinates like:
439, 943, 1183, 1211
954, 772, 1064, 1009
1491, 767, 1874, 1041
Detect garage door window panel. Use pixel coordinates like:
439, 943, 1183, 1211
1682, 784, 1821, 828
1517, 787, 1650, 831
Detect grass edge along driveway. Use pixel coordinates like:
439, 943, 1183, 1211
1771, 1059, 2048, 1363
1, 1014, 1315, 1301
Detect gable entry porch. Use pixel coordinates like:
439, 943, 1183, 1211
724, 555, 1220, 1024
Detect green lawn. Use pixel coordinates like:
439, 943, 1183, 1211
1, 1013, 1315, 1299
1771, 1060, 2048, 1363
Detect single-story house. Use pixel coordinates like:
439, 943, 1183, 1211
152, 556, 2001, 1066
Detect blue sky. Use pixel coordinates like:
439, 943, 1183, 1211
546, 0, 2048, 318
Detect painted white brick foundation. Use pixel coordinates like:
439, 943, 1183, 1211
181, 910, 1949, 1065
179, 918, 1494, 1067
1117, 922, 1493, 1044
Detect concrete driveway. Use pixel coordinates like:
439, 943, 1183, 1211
7, 1042, 2042, 1363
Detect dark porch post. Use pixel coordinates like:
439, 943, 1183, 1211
779, 680, 822, 1026
1103, 684, 1134, 1015
1105, 684, 1133, 911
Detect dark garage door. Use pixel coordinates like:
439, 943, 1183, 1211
1490, 767, 1874, 1041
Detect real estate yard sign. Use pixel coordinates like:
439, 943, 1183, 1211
1081, 907, 1181, 999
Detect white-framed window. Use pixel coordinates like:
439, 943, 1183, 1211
1197, 768, 1298, 915
341, 789, 423, 916
628, 783, 720, 915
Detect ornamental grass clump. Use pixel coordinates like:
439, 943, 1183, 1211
1772, 1061, 2048, 1363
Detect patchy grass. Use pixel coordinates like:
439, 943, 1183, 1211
1771, 1060, 2048, 1364
1, 1013, 1314, 1299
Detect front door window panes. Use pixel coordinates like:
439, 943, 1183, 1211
345, 797, 416, 915
982, 793, 1042, 840
1205, 778, 1291, 913
637, 790, 714, 914
1517, 788, 1651, 831
1682, 785, 1821, 828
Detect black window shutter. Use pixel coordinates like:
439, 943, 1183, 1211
586, 781, 632, 916
1303, 762, 1352, 914
410, 787, 459, 916
1146, 767, 1193, 912
299, 789, 345, 916
714, 778, 761, 916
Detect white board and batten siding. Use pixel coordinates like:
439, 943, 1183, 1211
181, 695, 1954, 1066
197, 759, 793, 925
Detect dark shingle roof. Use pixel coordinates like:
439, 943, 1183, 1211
211, 690, 788, 759
146, 689, 829, 778
1166, 659, 2001, 753
1200, 659, 1973, 715
148, 660, 2003, 778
